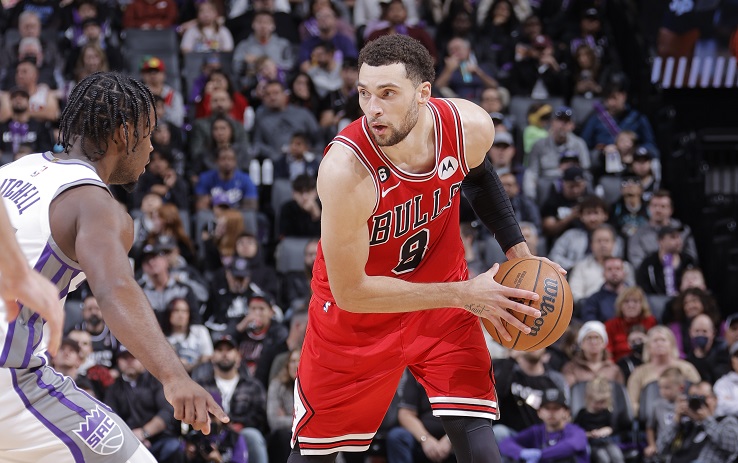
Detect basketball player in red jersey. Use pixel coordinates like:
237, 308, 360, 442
289, 35, 565, 463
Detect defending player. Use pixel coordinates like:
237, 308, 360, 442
0, 72, 227, 463
289, 35, 564, 463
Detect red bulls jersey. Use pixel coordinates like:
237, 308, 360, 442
312, 98, 471, 302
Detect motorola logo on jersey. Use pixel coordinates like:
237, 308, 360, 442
74, 406, 125, 455
438, 157, 459, 180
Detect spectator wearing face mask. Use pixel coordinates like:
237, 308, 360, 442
684, 314, 730, 385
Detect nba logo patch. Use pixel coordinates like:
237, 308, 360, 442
74, 405, 124, 455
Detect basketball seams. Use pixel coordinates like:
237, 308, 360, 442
526, 263, 571, 351
512, 259, 542, 350
486, 258, 572, 352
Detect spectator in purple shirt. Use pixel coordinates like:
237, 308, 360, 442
499, 388, 588, 463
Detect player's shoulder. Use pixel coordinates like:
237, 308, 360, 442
447, 99, 494, 129
319, 141, 370, 184
442, 99, 495, 166
317, 142, 375, 205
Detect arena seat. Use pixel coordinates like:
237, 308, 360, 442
275, 237, 311, 274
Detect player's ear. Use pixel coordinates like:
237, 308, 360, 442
112, 124, 124, 150
418, 81, 431, 104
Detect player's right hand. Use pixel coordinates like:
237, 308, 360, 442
164, 379, 230, 435
1, 269, 64, 356
462, 263, 541, 342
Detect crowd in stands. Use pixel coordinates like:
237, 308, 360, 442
2, 0, 737, 462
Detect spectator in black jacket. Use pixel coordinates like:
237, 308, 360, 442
231, 293, 288, 376
508, 34, 567, 98
278, 174, 321, 238
204, 257, 267, 333
273, 132, 322, 182
686, 314, 730, 385
193, 333, 269, 463
636, 225, 697, 298
132, 147, 190, 211
0, 87, 52, 164
104, 346, 182, 463
492, 348, 570, 440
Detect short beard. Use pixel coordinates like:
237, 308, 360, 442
373, 100, 419, 147
215, 360, 236, 372
121, 182, 138, 193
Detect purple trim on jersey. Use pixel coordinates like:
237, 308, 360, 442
0, 319, 18, 366
33, 242, 55, 275
20, 313, 40, 369
57, 178, 108, 197
42, 151, 98, 173
68, 373, 114, 414
47, 366, 114, 415
59, 270, 81, 300
51, 263, 69, 287
34, 369, 88, 418
11, 369, 86, 463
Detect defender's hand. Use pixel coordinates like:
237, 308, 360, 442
164, 379, 230, 435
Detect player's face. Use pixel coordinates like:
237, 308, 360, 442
358, 63, 428, 147
109, 113, 154, 192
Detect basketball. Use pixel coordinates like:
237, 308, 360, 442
482, 257, 573, 351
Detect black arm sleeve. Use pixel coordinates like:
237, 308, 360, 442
461, 157, 525, 252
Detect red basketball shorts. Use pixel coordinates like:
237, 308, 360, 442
291, 295, 498, 455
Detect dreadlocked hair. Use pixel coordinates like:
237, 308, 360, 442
57, 72, 157, 162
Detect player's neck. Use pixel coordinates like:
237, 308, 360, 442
58, 140, 113, 183
380, 106, 434, 171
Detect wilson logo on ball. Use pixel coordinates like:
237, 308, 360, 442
530, 278, 559, 336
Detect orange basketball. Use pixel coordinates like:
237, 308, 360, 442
482, 257, 573, 351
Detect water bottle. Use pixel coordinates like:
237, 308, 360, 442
249, 159, 261, 186
261, 158, 274, 186
604, 147, 623, 173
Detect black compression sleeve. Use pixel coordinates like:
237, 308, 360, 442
461, 157, 525, 252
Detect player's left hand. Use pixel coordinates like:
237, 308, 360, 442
505, 242, 567, 276
164, 379, 230, 435
1, 268, 64, 357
